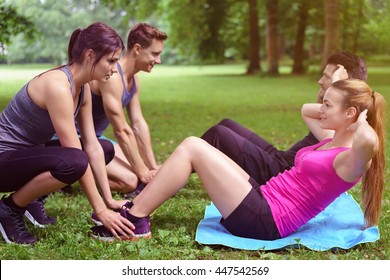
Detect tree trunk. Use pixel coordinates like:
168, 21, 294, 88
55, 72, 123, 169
322, 0, 340, 69
266, 0, 279, 75
352, 0, 364, 53
246, 0, 261, 75
292, 0, 310, 74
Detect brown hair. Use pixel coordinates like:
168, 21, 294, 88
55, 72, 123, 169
127, 23, 167, 50
38, 22, 123, 78
327, 52, 368, 81
332, 79, 386, 226
68, 22, 124, 71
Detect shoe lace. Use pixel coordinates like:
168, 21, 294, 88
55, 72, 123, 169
35, 199, 49, 219
9, 210, 30, 236
120, 201, 134, 219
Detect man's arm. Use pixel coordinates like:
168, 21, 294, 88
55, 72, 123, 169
127, 75, 159, 170
99, 74, 153, 182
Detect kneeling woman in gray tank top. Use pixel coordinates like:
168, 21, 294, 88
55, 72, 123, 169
0, 22, 135, 245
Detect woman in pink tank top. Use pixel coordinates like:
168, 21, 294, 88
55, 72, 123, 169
92, 68, 386, 242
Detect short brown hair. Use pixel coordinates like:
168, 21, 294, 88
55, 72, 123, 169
327, 52, 367, 81
127, 23, 167, 50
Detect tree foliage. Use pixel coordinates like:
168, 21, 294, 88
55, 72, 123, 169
6, 0, 130, 64
0, 0, 36, 56
3, 0, 390, 68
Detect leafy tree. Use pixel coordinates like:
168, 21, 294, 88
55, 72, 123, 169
247, 0, 261, 74
0, 0, 36, 59
291, 0, 311, 74
322, 0, 340, 68
361, 0, 390, 57
6, 0, 130, 64
4, 0, 390, 67
266, 0, 279, 75
340, 0, 365, 54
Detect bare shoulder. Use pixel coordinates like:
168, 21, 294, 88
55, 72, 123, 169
28, 69, 72, 108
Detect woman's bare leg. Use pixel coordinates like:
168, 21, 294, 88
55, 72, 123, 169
130, 136, 253, 219
11, 171, 66, 207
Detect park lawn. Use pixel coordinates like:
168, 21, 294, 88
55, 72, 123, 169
0, 64, 389, 260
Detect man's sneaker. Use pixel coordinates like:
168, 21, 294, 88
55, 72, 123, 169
123, 182, 147, 200
91, 202, 151, 242
0, 199, 36, 245
24, 197, 56, 228
90, 201, 133, 226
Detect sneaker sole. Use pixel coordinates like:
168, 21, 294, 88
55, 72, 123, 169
0, 223, 34, 246
91, 217, 103, 226
24, 211, 46, 228
91, 232, 152, 242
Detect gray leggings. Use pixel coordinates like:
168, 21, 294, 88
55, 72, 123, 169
0, 139, 114, 192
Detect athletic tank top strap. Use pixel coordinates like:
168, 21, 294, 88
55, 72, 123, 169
117, 63, 136, 106
59, 65, 84, 116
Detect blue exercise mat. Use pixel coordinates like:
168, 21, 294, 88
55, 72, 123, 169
195, 192, 379, 251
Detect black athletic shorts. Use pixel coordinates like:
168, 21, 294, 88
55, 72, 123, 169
220, 177, 281, 240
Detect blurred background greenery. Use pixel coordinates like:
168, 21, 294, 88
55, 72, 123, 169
1, 0, 390, 259
1, 0, 390, 72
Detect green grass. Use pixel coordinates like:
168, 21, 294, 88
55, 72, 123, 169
0, 64, 389, 260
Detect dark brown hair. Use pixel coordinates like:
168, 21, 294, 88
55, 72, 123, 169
127, 23, 167, 50
68, 22, 124, 70
327, 52, 368, 81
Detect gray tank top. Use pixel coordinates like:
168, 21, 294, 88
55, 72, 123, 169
0, 66, 84, 153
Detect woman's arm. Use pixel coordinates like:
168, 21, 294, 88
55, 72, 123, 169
69, 84, 134, 238
335, 110, 379, 182
76, 84, 129, 210
301, 103, 334, 141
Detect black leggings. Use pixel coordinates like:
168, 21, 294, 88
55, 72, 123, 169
201, 119, 291, 185
0, 139, 114, 192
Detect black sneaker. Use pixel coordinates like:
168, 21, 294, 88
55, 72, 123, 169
24, 197, 56, 228
123, 182, 147, 200
0, 198, 37, 245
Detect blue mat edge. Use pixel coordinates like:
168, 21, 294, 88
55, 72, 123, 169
195, 192, 380, 251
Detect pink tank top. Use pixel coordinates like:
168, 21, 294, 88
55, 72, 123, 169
260, 138, 360, 237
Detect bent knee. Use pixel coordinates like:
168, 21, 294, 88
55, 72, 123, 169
51, 148, 89, 184
110, 171, 138, 193
218, 118, 234, 126
182, 136, 203, 147
98, 139, 115, 164
179, 136, 210, 155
